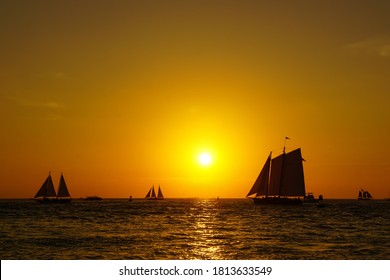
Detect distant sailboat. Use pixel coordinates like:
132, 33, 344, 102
358, 188, 373, 200
145, 185, 164, 200
34, 172, 71, 203
247, 141, 309, 205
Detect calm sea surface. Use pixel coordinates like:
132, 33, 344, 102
0, 199, 389, 260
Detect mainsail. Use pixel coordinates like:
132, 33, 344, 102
157, 185, 164, 199
35, 173, 56, 198
279, 148, 305, 196
57, 173, 71, 198
247, 148, 306, 203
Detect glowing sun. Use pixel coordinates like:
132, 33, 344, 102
198, 152, 212, 166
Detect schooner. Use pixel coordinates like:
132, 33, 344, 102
145, 185, 164, 200
34, 172, 71, 203
247, 140, 307, 205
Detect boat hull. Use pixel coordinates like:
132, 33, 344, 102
252, 197, 302, 205
35, 198, 71, 204
303, 198, 319, 204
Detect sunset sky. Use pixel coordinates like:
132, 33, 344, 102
1, 0, 390, 199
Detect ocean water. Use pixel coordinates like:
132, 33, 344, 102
0, 198, 389, 260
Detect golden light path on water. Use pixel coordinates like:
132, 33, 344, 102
185, 199, 225, 260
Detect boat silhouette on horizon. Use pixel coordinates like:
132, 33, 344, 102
247, 138, 322, 205
145, 185, 164, 200
358, 188, 373, 200
34, 172, 71, 203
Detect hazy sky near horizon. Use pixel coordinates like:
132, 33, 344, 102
1, 0, 390, 198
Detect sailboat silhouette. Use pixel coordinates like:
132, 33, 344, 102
34, 172, 71, 203
145, 185, 164, 200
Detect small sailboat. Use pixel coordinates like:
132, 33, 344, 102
34, 172, 71, 203
145, 185, 164, 200
358, 188, 373, 200
247, 139, 317, 205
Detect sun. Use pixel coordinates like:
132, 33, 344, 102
198, 152, 212, 166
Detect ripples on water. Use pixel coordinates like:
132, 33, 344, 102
0, 199, 389, 259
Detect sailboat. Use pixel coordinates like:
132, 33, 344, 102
34, 172, 71, 203
145, 185, 164, 200
358, 188, 373, 200
247, 144, 307, 205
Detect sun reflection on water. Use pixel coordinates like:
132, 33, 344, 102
186, 199, 225, 259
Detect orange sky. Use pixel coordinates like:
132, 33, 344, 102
1, 0, 390, 199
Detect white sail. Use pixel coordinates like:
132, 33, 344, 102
34, 173, 56, 198
57, 173, 71, 198
247, 153, 271, 197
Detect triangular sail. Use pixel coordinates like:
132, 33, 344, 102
151, 186, 156, 198
157, 186, 164, 198
35, 173, 56, 198
145, 188, 152, 198
362, 189, 372, 199
247, 153, 271, 197
57, 173, 70, 198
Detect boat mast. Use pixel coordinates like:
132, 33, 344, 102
265, 151, 272, 198
278, 137, 289, 198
